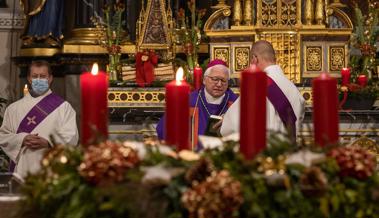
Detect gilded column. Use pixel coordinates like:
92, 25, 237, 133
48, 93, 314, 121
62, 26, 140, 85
244, 0, 253, 26
315, 0, 324, 25
304, 0, 313, 25
233, 0, 242, 26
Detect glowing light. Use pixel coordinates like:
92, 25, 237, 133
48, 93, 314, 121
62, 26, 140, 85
91, 63, 99, 75
176, 67, 184, 84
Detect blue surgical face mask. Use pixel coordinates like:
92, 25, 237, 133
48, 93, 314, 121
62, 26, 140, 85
31, 78, 49, 95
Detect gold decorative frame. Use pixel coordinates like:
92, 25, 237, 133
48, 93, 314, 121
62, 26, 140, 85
232, 44, 252, 72
108, 88, 165, 108
328, 43, 348, 74
203, 6, 232, 31
306, 46, 323, 71
136, 0, 173, 51
211, 45, 231, 67
302, 42, 324, 78
258, 32, 301, 83
256, 0, 302, 28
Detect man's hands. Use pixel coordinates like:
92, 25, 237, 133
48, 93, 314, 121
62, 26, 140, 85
211, 115, 224, 136
212, 119, 223, 131
22, 134, 49, 149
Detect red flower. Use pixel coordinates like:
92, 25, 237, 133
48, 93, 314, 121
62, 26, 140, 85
177, 8, 185, 19
115, 2, 125, 11
108, 45, 121, 55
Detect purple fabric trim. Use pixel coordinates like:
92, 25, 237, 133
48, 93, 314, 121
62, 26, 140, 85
17, 93, 64, 134
156, 87, 238, 150
10, 93, 64, 172
267, 78, 297, 140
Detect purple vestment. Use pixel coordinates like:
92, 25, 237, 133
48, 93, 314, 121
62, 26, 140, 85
267, 77, 297, 140
156, 87, 238, 148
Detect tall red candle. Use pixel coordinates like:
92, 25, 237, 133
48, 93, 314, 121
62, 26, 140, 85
340, 67, 351, 86
312, 73, 339, 147
193, 66, 203, 91
80, 63, 108, 145
357, 74, 368, 87
240, 64, 267, 159
165, 67, 190, 151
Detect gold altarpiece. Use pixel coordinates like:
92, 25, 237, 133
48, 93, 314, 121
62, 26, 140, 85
105, 0, 354, 108
16, 0, 378, 143
204, 0, 352, 83
18, 0, 355, 109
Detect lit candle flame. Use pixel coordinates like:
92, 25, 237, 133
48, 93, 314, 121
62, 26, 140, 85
176, 67, 184, 84
23, 84, 28, 95
91, 63, 99, 75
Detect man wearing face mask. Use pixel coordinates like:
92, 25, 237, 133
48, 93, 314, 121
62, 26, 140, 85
0, 60, 79, 177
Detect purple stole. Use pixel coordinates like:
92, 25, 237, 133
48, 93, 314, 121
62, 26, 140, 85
267, 77, 297, 140
17, 93, 64, 133
156, 88, 238, 150
10, 93, 64, 172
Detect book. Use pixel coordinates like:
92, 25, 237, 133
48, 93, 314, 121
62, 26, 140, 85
204, 115, 223, 137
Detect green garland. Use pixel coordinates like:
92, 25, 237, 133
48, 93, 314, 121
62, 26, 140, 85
20, 138, 379, 218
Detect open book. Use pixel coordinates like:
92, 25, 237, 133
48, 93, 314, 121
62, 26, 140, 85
204, 115, 223, 137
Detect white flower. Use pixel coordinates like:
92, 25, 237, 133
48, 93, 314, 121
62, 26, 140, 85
285, 150, 325, 167
142, 165, 183, 185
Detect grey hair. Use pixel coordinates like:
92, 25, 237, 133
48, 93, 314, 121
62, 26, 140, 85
203, 64, 230, 79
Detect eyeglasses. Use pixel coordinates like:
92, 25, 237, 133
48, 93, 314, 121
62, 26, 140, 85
207, 76, 228, 85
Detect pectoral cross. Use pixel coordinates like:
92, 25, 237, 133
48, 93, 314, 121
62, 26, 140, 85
27, 116, 37, 126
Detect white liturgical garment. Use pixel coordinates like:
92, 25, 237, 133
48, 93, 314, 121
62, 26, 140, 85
0, 90, 79, 177
220, 65, 305, 137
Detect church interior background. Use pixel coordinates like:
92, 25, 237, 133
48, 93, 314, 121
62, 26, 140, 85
0, 0, 377, 143
0, 0, 379, 217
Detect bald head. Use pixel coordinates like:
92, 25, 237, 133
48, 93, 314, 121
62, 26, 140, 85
251, 40, 276, 64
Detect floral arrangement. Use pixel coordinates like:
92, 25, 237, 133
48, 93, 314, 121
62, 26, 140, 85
342, 0, 379, 104
92, 2, 126, 81
21, 135, 379, 218
173, 0, 206, 72
349, 0, 378, 78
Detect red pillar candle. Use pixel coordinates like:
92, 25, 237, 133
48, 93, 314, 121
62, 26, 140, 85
80, 63, 108, 145
340, 67, 351, 86
193, 66, 203, 91
165, 67, 191, 151
240, 64, 267, 160
312, 73, 339, 147
357, 74, 368, 87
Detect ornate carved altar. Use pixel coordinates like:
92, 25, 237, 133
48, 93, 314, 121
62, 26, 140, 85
14, 0, 378, 141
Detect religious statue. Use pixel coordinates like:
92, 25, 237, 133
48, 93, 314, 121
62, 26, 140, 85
20, 0, 64, 47
0, 0, 7, 7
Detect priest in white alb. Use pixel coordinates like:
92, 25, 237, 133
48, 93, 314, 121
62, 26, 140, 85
221, 40, 305, 140
0, 60, 78, 178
